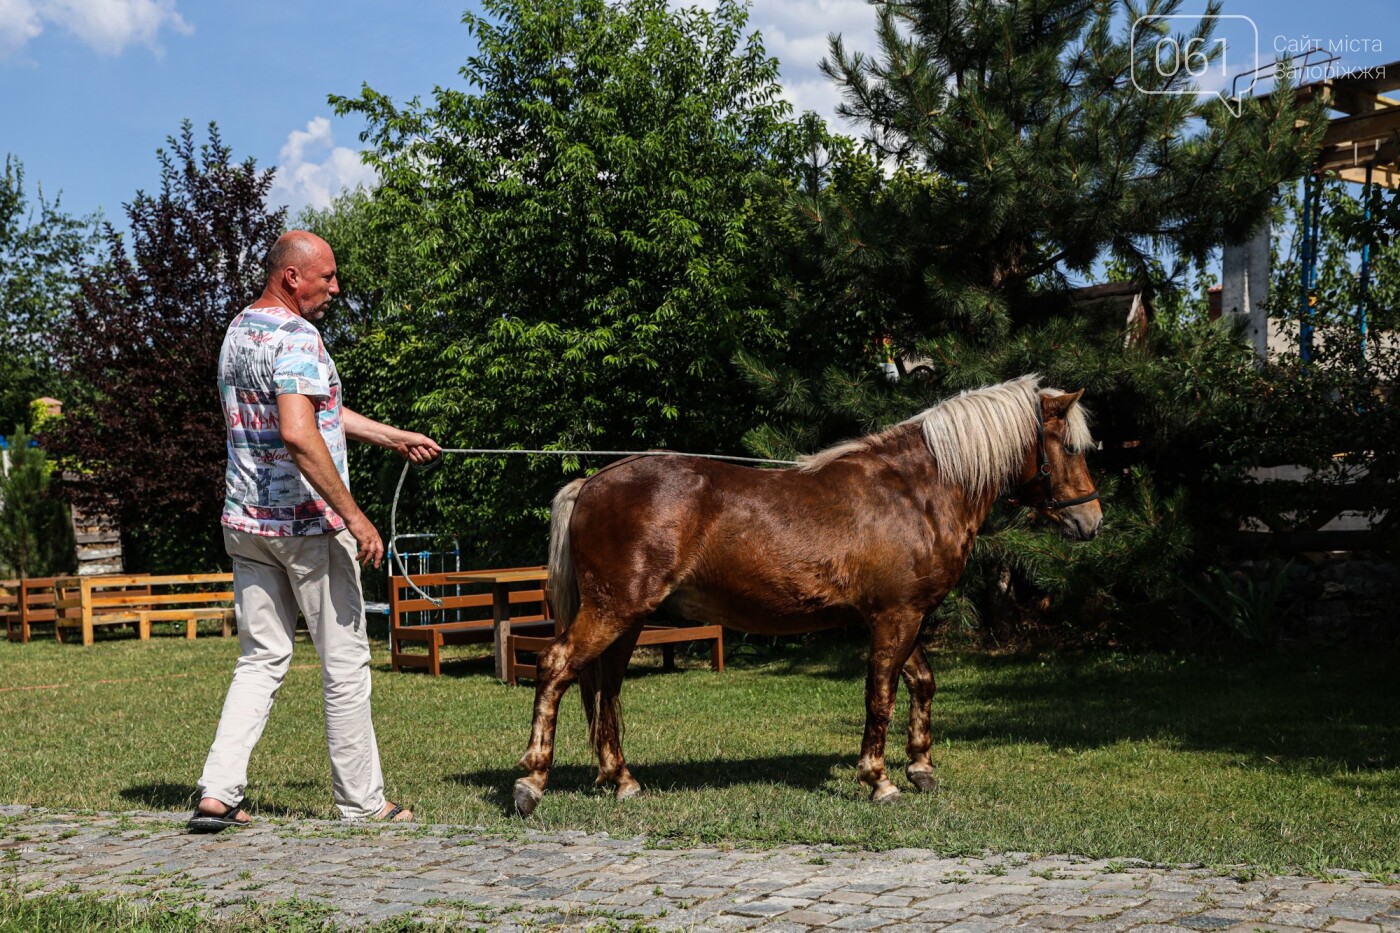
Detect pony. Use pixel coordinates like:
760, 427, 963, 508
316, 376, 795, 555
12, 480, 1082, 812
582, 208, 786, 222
514, 374, 1101, 815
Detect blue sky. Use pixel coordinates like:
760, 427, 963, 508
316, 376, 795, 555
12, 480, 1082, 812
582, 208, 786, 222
1, 0, 1394, 224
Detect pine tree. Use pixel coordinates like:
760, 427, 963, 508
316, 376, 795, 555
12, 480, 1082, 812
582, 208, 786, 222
748, 0, 1328, 641
812, 0, 1321, 345
0, 429, 75, 579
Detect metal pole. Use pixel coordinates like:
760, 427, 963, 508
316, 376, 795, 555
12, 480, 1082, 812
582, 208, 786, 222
1300, 173, 1315, 363
1358, 162, 1374, 361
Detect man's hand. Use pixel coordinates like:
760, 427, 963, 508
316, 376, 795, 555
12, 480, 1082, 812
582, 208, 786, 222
346, 513, 385, 569
394, 431, 442, 465
342, 409, 443, 465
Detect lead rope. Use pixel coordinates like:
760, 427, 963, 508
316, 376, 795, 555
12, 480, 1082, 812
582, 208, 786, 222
389, 448, 798, 605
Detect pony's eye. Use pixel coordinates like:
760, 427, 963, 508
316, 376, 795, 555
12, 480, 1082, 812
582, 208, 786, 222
1064, 445, 1080, 456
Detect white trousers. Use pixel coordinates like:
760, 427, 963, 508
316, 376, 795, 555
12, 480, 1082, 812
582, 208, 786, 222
197, 528, 386, 820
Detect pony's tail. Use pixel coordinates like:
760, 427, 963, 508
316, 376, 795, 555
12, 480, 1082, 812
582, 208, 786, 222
547, 478, 585, 632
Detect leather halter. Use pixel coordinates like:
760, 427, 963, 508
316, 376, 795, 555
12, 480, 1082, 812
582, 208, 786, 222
1004, 403, 1101, 511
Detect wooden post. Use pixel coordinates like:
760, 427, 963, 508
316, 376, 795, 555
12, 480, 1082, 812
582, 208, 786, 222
388, 576, 401, 667
17, 580, 30, 644
80, 578, 94, 647
430, 630, 443, 678
492, 582, 512, 682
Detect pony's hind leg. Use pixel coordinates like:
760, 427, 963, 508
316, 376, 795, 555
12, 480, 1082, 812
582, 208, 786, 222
515, 607, 620, 817
858, 608, 924, 804
901, 646, 938, 793
581, 625, 644, 800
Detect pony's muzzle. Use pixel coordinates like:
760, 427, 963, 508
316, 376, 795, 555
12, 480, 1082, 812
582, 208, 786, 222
1059, 504, 1102, 541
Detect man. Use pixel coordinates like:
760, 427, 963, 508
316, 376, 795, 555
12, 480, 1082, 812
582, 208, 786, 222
189, 231, 441, 833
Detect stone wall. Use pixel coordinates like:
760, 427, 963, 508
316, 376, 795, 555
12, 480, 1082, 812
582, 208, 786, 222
1236, 554, 1399, 644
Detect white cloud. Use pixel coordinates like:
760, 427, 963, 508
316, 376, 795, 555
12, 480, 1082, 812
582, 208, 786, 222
268, 117, 378, 216
778, 75, 850, 127
674, 0, 878, 132
747, 0, 878, 132
0, 0, 42, 59
0, 0, 189, 59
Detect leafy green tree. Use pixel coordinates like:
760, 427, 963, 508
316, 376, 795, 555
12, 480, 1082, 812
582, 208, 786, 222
330, 0, 795, 561
297, 186, 404, 351
52, 122, 285, 572
0, 157, 99, 433
0, 429, 75, 579
1272, 175, 1400, 347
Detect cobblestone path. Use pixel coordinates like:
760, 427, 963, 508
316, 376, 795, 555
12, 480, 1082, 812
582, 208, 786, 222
2, 806, 1397, 931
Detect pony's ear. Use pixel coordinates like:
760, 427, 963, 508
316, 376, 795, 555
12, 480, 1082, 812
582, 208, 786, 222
1043, 389, 1085, 418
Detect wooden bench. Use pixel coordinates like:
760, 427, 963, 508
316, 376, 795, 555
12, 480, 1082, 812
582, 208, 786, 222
4, 576, 83, 643
392, 567, 726, 684
389, 567, 554, 677
446, 568, 725, 684
55, 573, 234, 646
506, 622, 725, 684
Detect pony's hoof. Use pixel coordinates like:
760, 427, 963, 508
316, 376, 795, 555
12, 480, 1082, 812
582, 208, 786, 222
871, 783, 901, 805
615, 781, 642, 801
513, 780, 542, 818
907, 769, 939, 793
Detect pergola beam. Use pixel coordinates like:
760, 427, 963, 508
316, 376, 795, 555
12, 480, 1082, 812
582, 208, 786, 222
1315, 111, 1400, 189
1300, 67, 1400, 189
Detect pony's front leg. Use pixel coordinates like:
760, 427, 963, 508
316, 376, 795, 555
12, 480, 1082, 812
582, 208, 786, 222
901, 646, 938, 793
515, 616, 611, 817
514, 638, 573, 816
858, 609, 923, 804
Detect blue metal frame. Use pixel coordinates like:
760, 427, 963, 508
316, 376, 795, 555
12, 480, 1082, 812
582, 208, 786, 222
1300, 173, 1317, 362
1358, 162, 1374, 359
385, 534, 462, 627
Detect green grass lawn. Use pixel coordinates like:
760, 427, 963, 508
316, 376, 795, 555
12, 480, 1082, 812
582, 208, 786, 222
0, 890, 446, 932
1, 628, 1398, 871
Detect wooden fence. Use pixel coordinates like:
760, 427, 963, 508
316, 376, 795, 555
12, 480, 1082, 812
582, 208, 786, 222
1222, 466, 1392, 554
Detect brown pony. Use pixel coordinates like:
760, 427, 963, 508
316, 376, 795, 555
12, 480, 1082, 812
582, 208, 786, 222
514, 375, 1101, 815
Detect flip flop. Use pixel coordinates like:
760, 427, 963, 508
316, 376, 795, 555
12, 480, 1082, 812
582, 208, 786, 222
187, 798, 249, 834
371, 803, 414, 823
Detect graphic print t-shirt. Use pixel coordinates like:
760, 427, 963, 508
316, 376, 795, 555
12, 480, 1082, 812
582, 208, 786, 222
218, 306, 349, 536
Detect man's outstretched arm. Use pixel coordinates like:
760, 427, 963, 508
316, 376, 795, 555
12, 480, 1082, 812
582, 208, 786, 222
342, 407, 442, 464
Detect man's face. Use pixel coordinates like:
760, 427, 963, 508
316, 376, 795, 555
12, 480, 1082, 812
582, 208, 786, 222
292, 243, 339, 321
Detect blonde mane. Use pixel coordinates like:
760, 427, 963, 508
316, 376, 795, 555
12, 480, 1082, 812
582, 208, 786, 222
796, 374, 1093, 494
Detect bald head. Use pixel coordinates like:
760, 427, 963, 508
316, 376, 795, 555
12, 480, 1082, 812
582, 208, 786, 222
265, 231, 331, 284
258, 231, 339, 321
